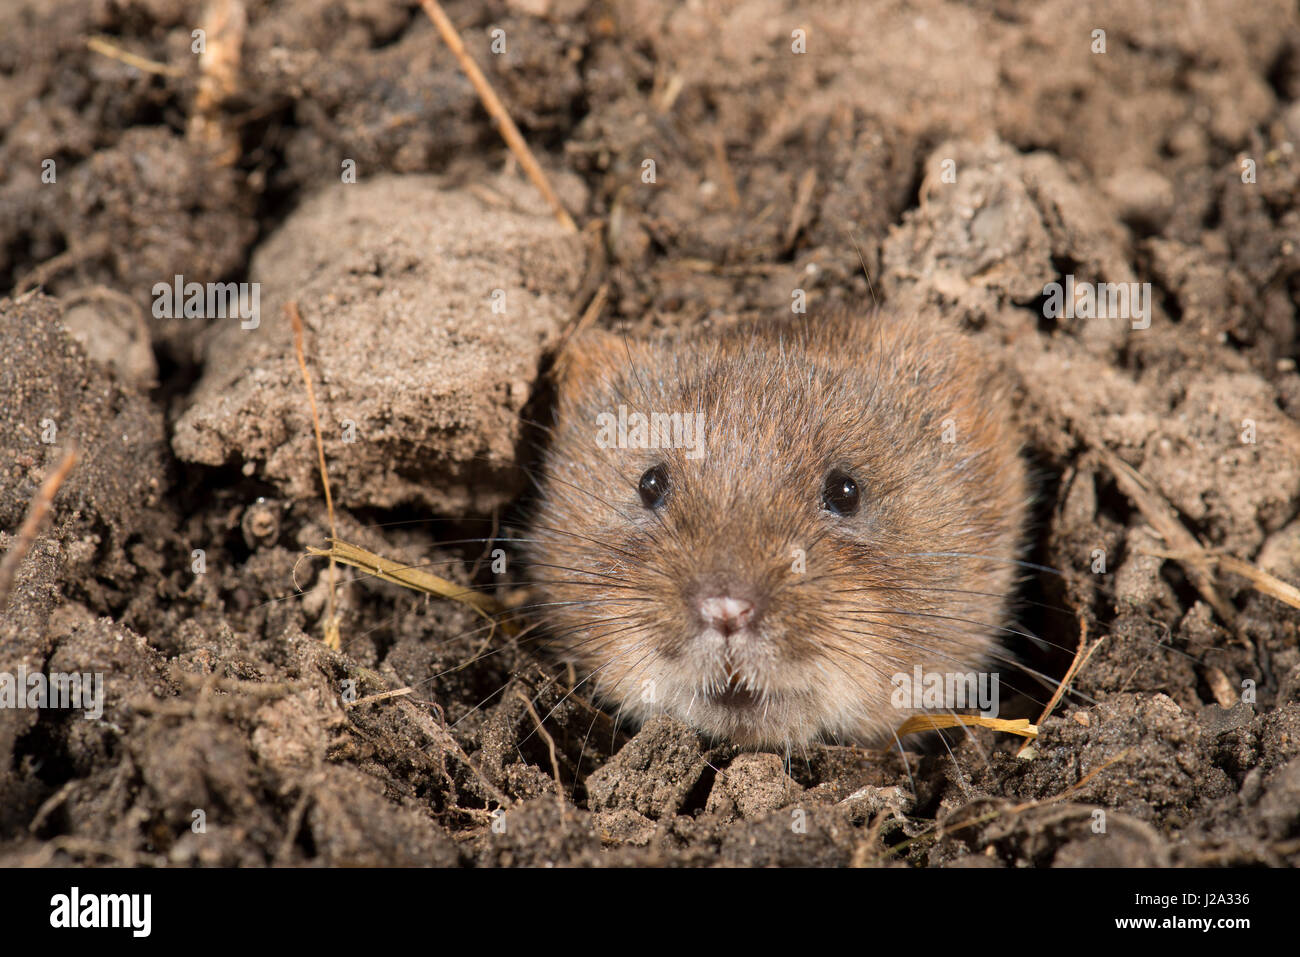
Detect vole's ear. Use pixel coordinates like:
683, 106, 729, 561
550, 326, 643, 394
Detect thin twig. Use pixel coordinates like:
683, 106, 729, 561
515, 688, 564, 798
886, 748, 1133, 859
417, 0, 577, 233
895, 714, 1038, 739
550, 280, 608, 370
287, 302, 341, 650
306, 538, 516, 631
28, 780, 78, 835
1099, 449, 1241, 637
1018, 617, 1104, 758
275, 769, 322, 864
0, 446, 78, 612
1144, 548, 1300, 611
712, 131, 741, 209
188, 0, 247, 164
347, 687, 415, 709
784, 167, 817, 250
14, 238, 109, 294
85, 36, 184, 77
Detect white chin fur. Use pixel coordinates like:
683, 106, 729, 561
604, 672, 894, 750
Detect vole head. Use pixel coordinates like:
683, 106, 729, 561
527, 313, 1027, 750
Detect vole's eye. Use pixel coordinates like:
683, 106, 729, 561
822, 469, 860, 516
638, 465, 670, 509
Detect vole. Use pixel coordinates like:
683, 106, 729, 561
526, 310, 1028, 751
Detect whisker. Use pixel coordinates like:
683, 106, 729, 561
899, 552, 1065, 577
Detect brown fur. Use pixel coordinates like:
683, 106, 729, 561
527, 311, 1029, 750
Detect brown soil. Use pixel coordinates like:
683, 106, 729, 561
2, 0, 1300, 867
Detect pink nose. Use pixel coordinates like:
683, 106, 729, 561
698, 596, 756, 635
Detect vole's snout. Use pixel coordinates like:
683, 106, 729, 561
697, 595, 756, 636
692, 570, 767, 640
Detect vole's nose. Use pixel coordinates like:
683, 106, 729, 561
698, 595, 756, 636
